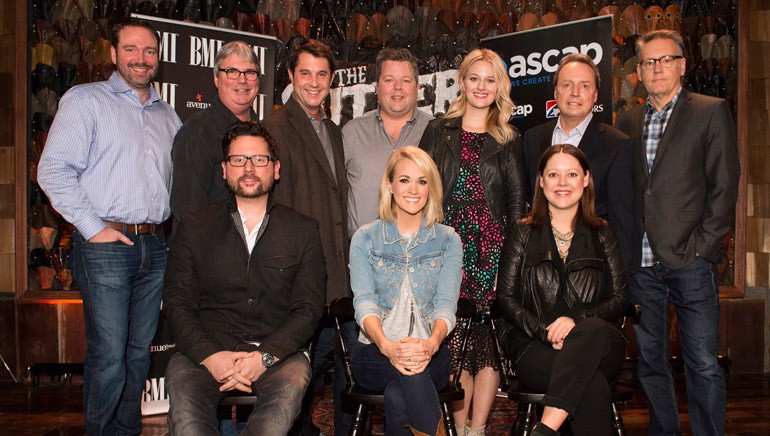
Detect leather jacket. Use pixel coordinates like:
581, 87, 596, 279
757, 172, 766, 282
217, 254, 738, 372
496, 219, 629, 362
418, 117, 528, 223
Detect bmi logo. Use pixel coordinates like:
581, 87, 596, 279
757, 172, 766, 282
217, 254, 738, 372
545, 100, 560, 119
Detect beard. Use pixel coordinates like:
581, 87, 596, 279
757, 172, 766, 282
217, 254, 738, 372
228, 174, 274, 199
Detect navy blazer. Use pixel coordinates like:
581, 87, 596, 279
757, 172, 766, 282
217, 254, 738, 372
522, 117, 635, 274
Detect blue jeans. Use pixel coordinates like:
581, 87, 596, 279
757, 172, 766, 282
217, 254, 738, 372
72, 230, 167, 435
629, 257, 726, 436
166, 351, 311, 436
350, 342, 450, 436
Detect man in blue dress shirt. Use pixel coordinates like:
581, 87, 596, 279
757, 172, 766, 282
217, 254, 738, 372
37, 18, 181, 435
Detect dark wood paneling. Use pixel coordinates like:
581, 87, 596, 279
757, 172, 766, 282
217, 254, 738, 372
17, 304, 60, 367
0, 298, 16, 380
722, 299, 766, 373
59, 304, 85, 363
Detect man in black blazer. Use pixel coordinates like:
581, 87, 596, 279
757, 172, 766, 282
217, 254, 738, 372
617, 30, 739, 436
523, 53, 635, 273
164, 121, 325, 435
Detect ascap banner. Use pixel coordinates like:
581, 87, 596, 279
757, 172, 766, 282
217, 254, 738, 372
133, 13, 276, 122
481, 15, 613, 132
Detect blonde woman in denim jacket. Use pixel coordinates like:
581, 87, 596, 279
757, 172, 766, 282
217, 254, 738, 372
349, 146, 463, 436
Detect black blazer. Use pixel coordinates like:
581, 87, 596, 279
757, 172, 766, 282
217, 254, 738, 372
164, 196, 326, 364
522, 118, 635, 274
617, 89, 740, 270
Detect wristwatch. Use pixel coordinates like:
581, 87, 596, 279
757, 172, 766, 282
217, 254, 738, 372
260, 351, 276, 368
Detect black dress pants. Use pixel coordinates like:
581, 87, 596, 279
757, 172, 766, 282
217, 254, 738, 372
514, 317, 625, 436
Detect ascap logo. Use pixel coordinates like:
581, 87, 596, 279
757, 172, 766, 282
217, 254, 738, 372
508, 42, 603, 79
513, 104, 533, 119
545, 100, 559, 118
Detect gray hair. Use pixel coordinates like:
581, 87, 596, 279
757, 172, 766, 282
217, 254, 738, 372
214, 40, 260, 77
554, 53, 601, 89
636, 30, 686, 58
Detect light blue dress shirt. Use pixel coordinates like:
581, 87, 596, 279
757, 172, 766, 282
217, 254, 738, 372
38, 72, 182, 240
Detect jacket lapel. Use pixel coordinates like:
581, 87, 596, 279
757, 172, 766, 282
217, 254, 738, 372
649, 89, 690, 180
442, 118, 463, 163
286, 98, 337, 183
577, 118, 602, 159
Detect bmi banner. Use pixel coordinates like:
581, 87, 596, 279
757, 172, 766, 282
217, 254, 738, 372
481, 15, 613, 133
133, 14, 276, 122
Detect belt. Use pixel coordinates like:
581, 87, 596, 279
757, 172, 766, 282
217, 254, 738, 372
103, 220, 160, 235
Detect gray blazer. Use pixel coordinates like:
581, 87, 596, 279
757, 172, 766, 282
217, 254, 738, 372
264, 97, 350, 303
617, 88, 740, 270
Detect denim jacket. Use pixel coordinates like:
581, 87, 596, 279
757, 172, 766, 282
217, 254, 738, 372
349, 219, 463, 333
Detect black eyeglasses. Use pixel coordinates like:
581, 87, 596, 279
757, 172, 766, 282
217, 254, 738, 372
225, 154, 274, 167
638, 55, 684, 70
219, 67, 259, 81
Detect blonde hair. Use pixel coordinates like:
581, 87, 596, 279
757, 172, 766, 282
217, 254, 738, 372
444, 49, 516, 144
378, 146, 444, 226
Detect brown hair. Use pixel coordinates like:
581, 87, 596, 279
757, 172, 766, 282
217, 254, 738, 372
522, 144, 604, 229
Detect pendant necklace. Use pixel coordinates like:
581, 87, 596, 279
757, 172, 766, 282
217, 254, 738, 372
552, 227, 574, 260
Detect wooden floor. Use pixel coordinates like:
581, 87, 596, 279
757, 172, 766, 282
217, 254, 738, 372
0, 373, 769, 435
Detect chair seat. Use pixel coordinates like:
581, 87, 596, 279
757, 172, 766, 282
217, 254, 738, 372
508, 382, 633, 404
343, 381, 464, 405
219, 390, 257, 406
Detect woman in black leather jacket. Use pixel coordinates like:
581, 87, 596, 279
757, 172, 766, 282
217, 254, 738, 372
419, 48, 527, 436
497, 144, 628, 436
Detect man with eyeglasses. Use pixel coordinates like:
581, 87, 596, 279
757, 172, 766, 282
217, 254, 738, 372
164, 121, 325, 435
171, 40, 261, 221
617, 30, 739, 436
523, 53, 634, 273
36, 19, 181, 435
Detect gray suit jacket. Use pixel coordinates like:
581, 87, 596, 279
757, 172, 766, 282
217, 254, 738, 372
264, 97, 350, 303
617, 88, 740, 270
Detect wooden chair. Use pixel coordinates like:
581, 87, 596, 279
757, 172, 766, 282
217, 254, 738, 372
328, 297, 480, 436
503, 304, 642, 436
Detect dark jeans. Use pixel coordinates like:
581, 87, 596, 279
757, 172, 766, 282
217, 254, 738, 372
291, 320, 358, 436
514, 318, 625, 436
166, 351, 311, 436
72, 230, 166, 436
350, 342, 450, 436
629, 258, 726, 436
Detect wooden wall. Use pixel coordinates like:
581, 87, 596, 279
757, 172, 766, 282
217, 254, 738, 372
0, 0, 17, 294
0, 0, 18, 382
747, 0, 770, 285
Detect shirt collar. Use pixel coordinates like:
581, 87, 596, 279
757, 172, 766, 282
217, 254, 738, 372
107, 72, 161, 104
292, 93, 327, 121
555, 112, 593, 137
646, 86, 682, 115
375, 108, 418, 125
382, 219, 436, 244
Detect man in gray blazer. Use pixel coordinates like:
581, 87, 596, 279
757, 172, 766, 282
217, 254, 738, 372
617, 30, 739, 436
263, 38, 347, 435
